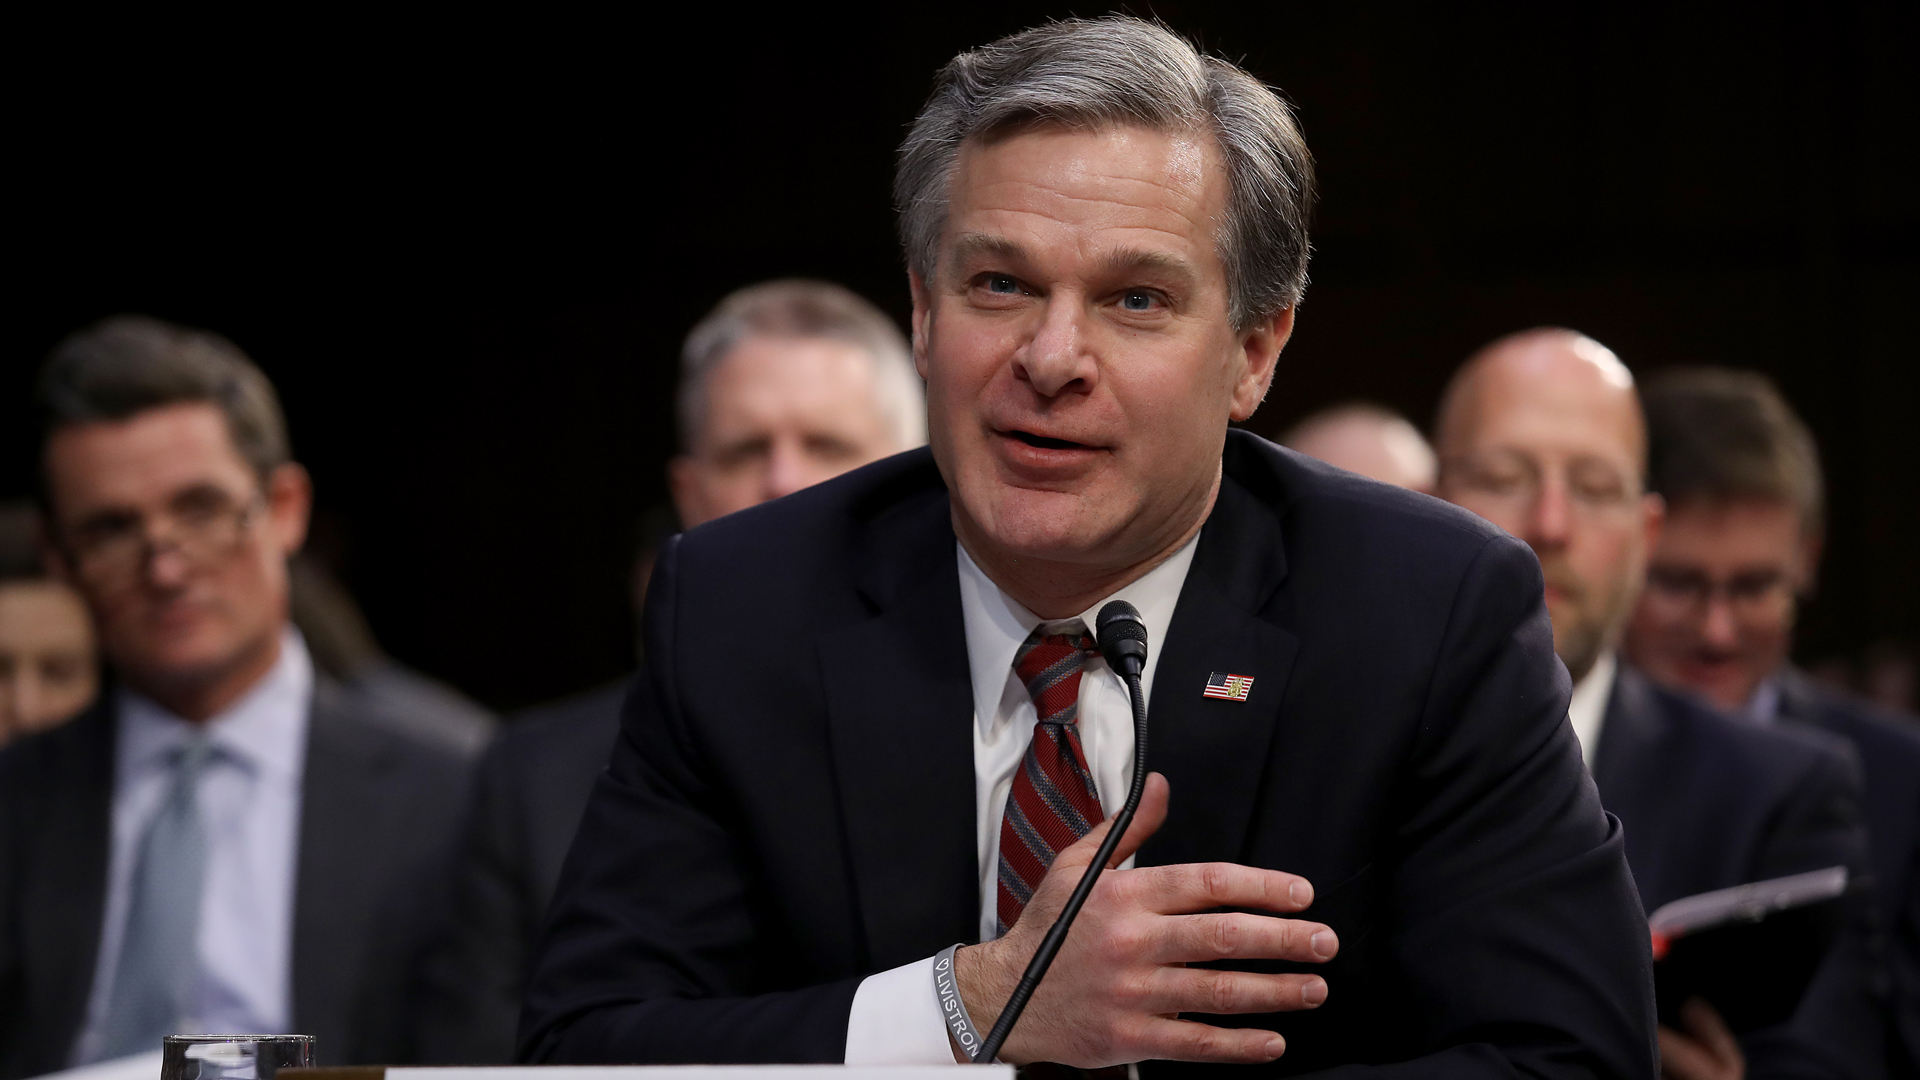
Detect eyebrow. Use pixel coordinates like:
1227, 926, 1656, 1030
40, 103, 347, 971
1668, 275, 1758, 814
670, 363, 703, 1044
948, 233, 1199, 289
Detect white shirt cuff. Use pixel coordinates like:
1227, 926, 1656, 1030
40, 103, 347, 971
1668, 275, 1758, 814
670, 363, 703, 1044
844, 953, 957, 1065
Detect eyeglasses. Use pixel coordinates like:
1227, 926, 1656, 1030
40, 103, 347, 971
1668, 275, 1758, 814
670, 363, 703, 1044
62, 486, 266, 589
1641, 565, 1797, 622
1440, 454, 1641, 519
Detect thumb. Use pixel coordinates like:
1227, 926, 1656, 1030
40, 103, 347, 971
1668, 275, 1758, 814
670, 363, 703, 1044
1054, 772, 1171, 873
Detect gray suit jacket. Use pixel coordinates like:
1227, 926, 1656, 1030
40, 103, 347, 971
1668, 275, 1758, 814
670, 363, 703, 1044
0, 674, 481, 1076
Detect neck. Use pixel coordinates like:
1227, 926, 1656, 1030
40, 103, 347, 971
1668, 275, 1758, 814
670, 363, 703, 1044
129, 629, 285, 724
958, 471, 1218, 620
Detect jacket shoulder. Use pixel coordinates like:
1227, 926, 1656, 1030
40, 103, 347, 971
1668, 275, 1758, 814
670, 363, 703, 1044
1639, 672, 1860, 790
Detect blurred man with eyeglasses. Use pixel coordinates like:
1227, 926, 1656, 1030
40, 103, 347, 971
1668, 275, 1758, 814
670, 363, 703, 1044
0, 315, 481, 1076
1436, 330, 1883, 1080
1626, 369, 1920, 1078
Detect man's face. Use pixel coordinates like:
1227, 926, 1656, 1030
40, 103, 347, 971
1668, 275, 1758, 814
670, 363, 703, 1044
1436, 345, 1660, 683
1624, 499, 1813, 712
44, 402, 309, 700
671, 336, 906, 528
912, 124, 1287, 582
0, 579, 98, 744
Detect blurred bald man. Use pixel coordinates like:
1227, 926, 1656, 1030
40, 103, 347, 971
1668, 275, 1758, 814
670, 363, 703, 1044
1280, 402, 1436, 491
1436, 329, 1882, 1080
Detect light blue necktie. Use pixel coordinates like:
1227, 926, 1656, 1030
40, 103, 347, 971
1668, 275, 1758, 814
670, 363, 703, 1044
98, 736, 213, 1059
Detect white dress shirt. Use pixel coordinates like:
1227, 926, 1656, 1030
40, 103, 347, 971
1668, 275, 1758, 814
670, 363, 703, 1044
843, 536, 1198, 1064
1566, 650, 1616, 767
73, 629, 311, 1064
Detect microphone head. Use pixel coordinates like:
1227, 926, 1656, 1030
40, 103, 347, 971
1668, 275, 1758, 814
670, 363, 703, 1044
1096, 600, 1149, 676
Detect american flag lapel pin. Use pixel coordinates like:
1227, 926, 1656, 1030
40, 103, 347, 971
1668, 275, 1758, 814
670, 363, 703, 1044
1203, 671, 1254, 702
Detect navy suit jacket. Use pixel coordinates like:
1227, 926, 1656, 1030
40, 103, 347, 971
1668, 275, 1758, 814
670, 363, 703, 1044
417, 680, 628, 1063
1776, 668, 1920, 1078
521, 431, 1656, 1077
1593, 664, 1882, 1079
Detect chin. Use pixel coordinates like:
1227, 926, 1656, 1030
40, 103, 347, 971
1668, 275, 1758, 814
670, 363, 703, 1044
971, 485, 1119, 562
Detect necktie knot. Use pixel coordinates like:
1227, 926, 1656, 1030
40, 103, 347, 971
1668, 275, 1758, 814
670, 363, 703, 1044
1014, 628, 1099, 727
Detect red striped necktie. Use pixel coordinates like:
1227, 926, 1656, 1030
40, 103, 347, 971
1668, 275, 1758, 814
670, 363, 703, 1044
997, 627, 1106, 936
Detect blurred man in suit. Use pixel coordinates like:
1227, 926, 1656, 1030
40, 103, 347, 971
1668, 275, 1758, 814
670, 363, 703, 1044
0, 316, 480, 1075
522, 18, 1653, 1075
1626, 369, 1920, 1078
417, 279, 928, 1062
0, 503, 100, 746
1279, 402, 1436, 491
1436, 330, 1880, 1080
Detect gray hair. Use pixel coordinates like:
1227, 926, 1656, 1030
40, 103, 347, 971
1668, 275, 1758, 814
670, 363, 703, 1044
895, 16, 1315, 331
677, 279, 926, 452
37, 314, 291, 495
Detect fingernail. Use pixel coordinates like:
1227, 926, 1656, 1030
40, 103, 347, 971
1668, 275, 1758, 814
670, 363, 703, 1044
1289, 880, 1311, 907
1264, 1035, 1287, 1058
1302, 978, 1328, 1007
1311, 930, 1337, 957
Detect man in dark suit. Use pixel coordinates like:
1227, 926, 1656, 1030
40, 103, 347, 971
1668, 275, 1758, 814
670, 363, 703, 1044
0, 315, 479, 1076
1625, 369, 1920, 1077
1434, 331, 1882, 1080
520, 17, 1654, 1076
414, 280, 928, 1063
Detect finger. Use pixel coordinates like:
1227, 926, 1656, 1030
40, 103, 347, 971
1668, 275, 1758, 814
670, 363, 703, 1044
1140, 966, 1329, 1015
1656, 1026, 1719, 1080
1150, 912, 1337, 965
1131, 860, 1315, 915
1679, 998, 1743, 1071
1052, 771, 1172, 875
1131, 1015, 1287, 1064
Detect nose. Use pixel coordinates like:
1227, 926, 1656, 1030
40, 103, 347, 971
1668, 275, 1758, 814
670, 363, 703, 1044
762, 438, 813, 502
1524, 475, 1573, 551
143, 538, 194, 589
1699, 594, 1742, 650
1013, 296, 1097, 398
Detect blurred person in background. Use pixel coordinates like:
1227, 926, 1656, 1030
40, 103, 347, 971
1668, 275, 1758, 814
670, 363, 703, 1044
0, 502, 99, 746
1279, 401, 1437, 491
1435, 329, 1881, 1080
416, 278, 927, 1062
1626, 368, 1920, 1076
0, 316, 481, 1076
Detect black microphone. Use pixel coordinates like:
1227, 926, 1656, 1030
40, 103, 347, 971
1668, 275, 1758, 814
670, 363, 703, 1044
974, 600, 1152, 1063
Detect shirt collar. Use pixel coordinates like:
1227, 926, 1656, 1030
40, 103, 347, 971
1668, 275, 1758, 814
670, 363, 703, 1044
116, 626, 314, 781
957, 534, 1199, 740
1566, 649, 1617, 767
1743, 676, 1783, 724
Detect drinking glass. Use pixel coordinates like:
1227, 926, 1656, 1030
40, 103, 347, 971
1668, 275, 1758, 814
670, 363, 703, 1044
160, 1035, 314, 1080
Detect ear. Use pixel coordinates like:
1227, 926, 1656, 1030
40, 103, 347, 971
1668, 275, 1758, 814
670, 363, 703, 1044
1795, 527, 1824, 596
1642, 491, 1666, 551
668, 454, 705, 531
1228, 306, 1296, 423
909, 270, 934, 381
37, 514, 76, 585
266, 462, 312, 557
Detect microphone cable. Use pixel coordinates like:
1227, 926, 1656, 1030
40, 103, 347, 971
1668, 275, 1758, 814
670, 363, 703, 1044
974, 600, 1151, 1063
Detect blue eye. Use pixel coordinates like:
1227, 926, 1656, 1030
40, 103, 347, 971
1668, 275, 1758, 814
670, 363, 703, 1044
1121, 290, 1154, 311
986, 274, 1020, 293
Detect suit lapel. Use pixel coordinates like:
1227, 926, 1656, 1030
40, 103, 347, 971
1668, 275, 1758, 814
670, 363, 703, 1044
818, 492, 979, 964
1590, 666, 1675, 908
20, 698, 116, 1071
1139, 474, 1300, 867
290, 679, 394, 1055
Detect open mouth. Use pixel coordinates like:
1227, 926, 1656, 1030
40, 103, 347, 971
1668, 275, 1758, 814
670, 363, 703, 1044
1007, 430, 1092, 451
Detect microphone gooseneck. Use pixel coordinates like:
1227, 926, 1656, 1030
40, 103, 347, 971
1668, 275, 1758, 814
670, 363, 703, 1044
974, 600, 1152, 1063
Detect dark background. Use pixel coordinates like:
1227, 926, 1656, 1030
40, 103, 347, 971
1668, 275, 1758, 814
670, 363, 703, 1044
6, 4, 1915, 711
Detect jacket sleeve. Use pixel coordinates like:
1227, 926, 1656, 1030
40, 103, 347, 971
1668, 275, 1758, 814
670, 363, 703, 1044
516, 535, 863, 1064
1364, 533, 1658, 1080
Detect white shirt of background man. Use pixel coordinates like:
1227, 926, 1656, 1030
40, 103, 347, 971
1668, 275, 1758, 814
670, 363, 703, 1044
843, 535, 1198, 1064
1566, 649, 1616, 767
72, 628, 312, 1065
